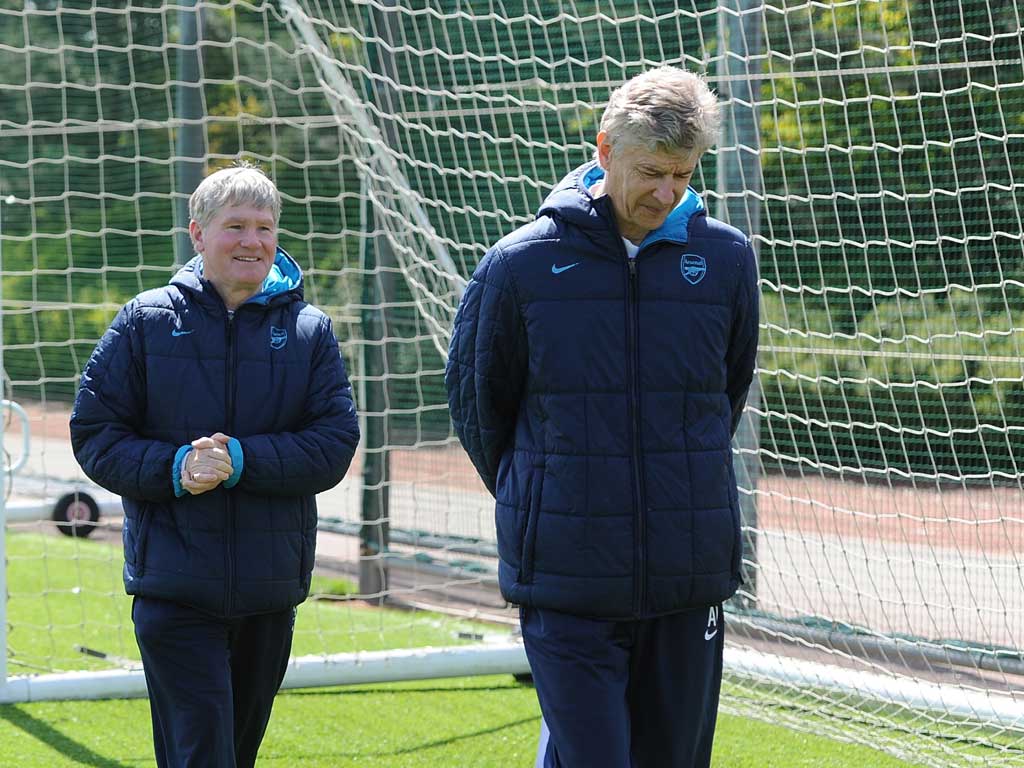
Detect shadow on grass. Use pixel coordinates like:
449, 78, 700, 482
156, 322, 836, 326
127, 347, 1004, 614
0, 705, 136, 768
262, 713, 542, 761
385, 713, 540, 756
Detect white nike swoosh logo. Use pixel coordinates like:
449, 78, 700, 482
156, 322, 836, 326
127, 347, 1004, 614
704, 628, 718, 641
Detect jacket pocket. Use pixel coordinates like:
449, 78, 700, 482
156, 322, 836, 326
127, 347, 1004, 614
519, 465, 544, 584
133, 507, 153, 576
730, 496, 744, 583
298, 496, 315, 581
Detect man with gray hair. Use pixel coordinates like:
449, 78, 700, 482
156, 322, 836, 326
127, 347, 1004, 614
446, 67, 759, 766
71, 162, 359, 767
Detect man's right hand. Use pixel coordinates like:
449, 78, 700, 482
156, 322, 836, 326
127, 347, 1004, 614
181, 433, 233, 495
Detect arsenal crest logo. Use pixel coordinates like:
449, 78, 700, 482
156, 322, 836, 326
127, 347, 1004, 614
270, 326, 289, 350
680, 253, 706, 285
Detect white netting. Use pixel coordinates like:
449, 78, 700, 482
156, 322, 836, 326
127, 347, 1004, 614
2, 2, 1024, 766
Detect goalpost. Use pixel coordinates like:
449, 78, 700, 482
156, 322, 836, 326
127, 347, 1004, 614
2, 2, 1023, 767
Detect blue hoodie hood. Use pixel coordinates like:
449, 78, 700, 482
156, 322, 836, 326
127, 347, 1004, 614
537, 160, 706, 250
172, 246, 304, 306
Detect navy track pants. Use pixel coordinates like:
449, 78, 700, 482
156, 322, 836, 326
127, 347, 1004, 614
522, 603, 724, 768
133, 596, 295, 768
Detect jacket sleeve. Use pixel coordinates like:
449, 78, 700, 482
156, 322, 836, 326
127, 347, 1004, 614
445, 247, 528, 497
234, 316, 359, 496
725, 239, 760, 436
70, 302, 180, 502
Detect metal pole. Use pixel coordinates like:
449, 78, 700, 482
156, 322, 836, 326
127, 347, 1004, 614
358, 0, 406, 601
0, 196, 9, 690
174, 0, 205, 266
717, 0, 763, 606
358, 195, 392, 602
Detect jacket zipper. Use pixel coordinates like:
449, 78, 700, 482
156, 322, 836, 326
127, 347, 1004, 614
626, 255, 646, 616
224, 310, 237, 616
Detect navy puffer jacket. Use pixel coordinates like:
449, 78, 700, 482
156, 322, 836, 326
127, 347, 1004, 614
71, 249, 359, 618
446, 162, 759, 619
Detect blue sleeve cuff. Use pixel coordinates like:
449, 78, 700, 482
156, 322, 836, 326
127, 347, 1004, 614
172, 445, 193, 497
223, 437, 244, 488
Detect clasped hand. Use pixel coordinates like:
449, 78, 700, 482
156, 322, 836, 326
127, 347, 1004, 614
181, 432, 233, 495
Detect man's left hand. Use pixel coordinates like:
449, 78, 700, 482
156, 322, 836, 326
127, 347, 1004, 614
181, 433, 233, 495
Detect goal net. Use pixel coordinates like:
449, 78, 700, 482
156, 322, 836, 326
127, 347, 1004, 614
2, 2, 1023, 766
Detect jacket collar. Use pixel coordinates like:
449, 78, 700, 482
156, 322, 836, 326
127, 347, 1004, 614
171, 247, 304, 308
538, 160, 706, 251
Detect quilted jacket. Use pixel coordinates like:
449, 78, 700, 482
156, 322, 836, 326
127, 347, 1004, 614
446, 161, 759, 619
71, 248, 359, 618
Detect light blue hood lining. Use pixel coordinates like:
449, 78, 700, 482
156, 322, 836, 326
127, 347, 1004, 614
248, 247, 301, 304
580, 164, 705, 247
191, 247, 301, 305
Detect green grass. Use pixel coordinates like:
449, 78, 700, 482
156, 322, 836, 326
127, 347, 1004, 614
308, 573, 358, 598
0, 681, 930, 767
1, 533, 932, 766
5, 533, 501, 674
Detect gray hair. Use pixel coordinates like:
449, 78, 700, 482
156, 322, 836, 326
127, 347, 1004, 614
188, 161, 281, 230
597, 67, 721, 157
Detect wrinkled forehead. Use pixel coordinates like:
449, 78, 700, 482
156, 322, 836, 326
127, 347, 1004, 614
617, 142, 701, 173
208, 204, 278, 227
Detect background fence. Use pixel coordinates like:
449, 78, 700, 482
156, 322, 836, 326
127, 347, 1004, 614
1, 2, 1023, 767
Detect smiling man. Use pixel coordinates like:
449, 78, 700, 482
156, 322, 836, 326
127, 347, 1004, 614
445, 68, 760, 767
70, 162, 359, 768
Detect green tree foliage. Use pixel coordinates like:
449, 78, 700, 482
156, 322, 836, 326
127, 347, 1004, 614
757, 0, 1024, 479
1, 1, 176, 398
1, 0, 1020, 475
761, 286, 1024, 480
0, 1, 359, 400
